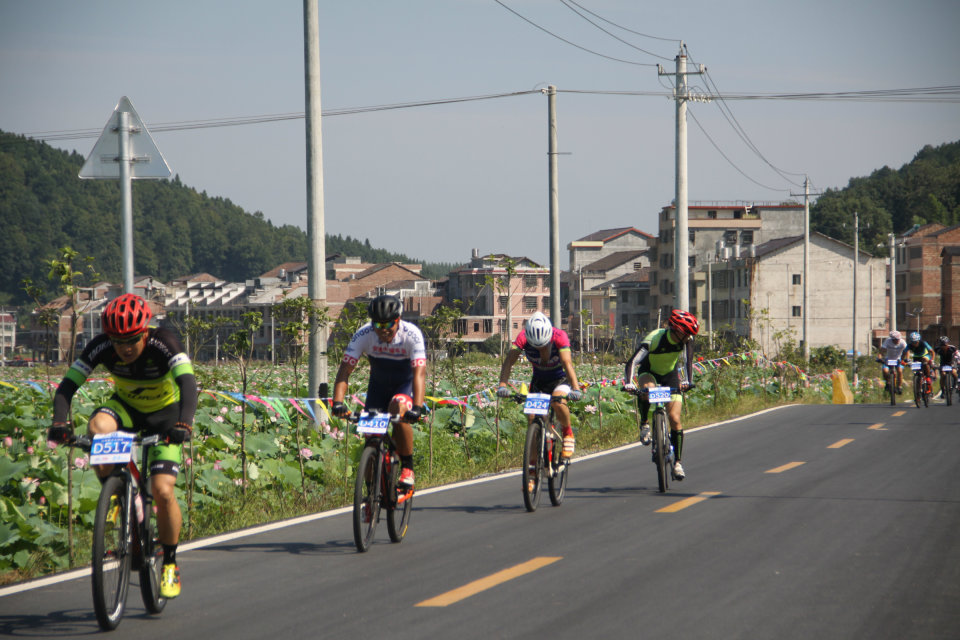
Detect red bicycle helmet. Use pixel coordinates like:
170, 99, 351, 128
667, 309, 699, 338
102, 293, 152, 337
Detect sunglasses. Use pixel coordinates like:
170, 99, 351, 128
372, 320, 398, 330
110, 333, 144, 346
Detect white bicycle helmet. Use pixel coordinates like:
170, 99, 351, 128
889, 330, 901, 342
525, 312, 553, 348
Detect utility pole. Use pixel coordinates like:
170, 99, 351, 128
888, 233, 897, 333
546, 85, 561, 326
659, 44, 706, 313
790, 177, 822, 361
852, 210, 859, 386
304, 0, 329, 410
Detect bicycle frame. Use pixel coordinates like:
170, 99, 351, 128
515, 392, 569, 511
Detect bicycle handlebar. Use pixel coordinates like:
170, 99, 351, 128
64, 431, 162, 451
624, 384, 696, 397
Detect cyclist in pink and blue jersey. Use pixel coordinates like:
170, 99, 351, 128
496, 312, 582, 459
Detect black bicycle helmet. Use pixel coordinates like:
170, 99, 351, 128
937, 336, 950, 347
368, 295, 402, 323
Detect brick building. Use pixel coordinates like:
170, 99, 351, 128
895, 223, 960, 338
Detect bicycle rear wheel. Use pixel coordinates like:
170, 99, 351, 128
945, 373, 954, 406
522, 420, 544, 512
92, 475, 132, 630
386, 454, 413, 543
547, 426, 568, 507
652, 412, 669, 493
353, 446, 382, 552
138, 491, 166, 615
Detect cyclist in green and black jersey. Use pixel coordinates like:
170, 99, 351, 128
48, 293, 197, 600
622, 309, 699, 480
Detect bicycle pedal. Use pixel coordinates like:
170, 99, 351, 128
396, 488, 414, 504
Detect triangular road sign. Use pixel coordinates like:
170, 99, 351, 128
79, 96, 172, 179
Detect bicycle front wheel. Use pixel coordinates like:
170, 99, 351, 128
92, 475, 132, 630
353, 446, 382, 552
547, 426, 568, 507
887, 369, 896, 406
387, 455, 413, 543
914, 374, 922, 408
522, 420, 544, 512
945, 373, 954, 406
138, 492, 166, 615
653, 412, 669, 493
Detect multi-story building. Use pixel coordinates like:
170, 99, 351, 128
446, 250, 551, 346
699, 232, 886, 356
565, 227, 654, 348
894, 223, 960, 337
651, 202, 806, 324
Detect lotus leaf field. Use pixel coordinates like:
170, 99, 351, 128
0, 352, 880, 583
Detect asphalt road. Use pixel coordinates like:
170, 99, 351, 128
2, 402, 958, 639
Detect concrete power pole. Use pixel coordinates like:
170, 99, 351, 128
304, 0, 329, 411
790, 176, 821, 361
888, 233, 897, 333
659, 44, 705, 313
546, 86, 561, 326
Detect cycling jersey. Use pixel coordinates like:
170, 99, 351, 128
53, 328, 197, 427
880, 337, 907, 362
512, 327, 571, 381
903, 341, 934, 362
624, 328, 693, 383
935, 344, 960, 367
343, 320, 426, 409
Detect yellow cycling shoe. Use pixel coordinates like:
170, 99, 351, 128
106, 496, 120, 525
160, 563, 181, 599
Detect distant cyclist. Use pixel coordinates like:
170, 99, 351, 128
496, 312, 583, 460
622, 309, 698, 481
878, 330, 907, 394
933, 336, 960, 398
902, 331, 935, 394
48, 293, 196, 599
331, 295, 426, 488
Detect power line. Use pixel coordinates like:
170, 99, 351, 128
558, 0, 674, 62
493, 0, 657, 67
564, 0, 681, 43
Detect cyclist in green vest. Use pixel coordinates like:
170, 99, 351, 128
622, 309, 699, 480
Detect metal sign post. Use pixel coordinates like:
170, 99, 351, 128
80, 97, 171, 293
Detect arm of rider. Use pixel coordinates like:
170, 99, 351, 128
331, 360, 356, 417
497, 349, 521, 397
559, 349, 582, 401
403, 363, 428, 422
167, 422, 192, 443
48, 421, 73, 443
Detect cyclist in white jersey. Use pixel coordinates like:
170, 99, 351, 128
331, 295, 426, 487
878, 330, 907, 394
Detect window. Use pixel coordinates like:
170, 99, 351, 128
741, 230, 753, 245
633, 262, 642, 271
724, 230, 737, 246
483, 319, 493, 333
734, 209, 743, 219
524, 296, 537, 311
708, 210, 717, 219
689, 230, 696, 243
621, 291, 629, 302
792, 306, 802, 317
523, 275, 538, 291
473, 322, 480, 333
909, 247, 922, 260
689, 256, 696, 268
792, 274, 801, 285
498, 296, 507, 313
621, 313, 628, 327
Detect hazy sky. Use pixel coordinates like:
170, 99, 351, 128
2, 0, 958, 266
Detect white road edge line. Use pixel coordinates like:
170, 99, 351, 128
0, 404, 795, 598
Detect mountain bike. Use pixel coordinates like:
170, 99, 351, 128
908, 361, 931, 409
512, 392, 570, 512
348, 411, 413, 552
68, 431, 167, 631
629, 386, 689, 493
878, 358, 899, 406
940, 364, 956, 406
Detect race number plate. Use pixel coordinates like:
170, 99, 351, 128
942, 365, 953, 373
911, 362, 922, 371
523, 393, 551, 416
648, 386, 672, 404
89, 432, 135, 465
356, 413, 390, 435
886, 359, 899, 367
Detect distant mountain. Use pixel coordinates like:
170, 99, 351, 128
0, 130, 458, 305
811, 140, 960, 252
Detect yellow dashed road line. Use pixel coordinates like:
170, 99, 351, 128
766, 461, 805, 474
415, 557, 562, 607
656, 491, 722, 513
828, 439, 855, 448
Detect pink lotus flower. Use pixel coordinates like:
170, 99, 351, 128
38, 496, 46, 505
74, 457, 86, 469
214, 460, 222, 470
3, 436, 13, 447
185, 457, 193, 467
26, 446, 34, 454
214, 416, 224, 423
299, 447, 313, 459
220, 406, 229, 414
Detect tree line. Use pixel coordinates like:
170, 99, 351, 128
0, 130, 458, 305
